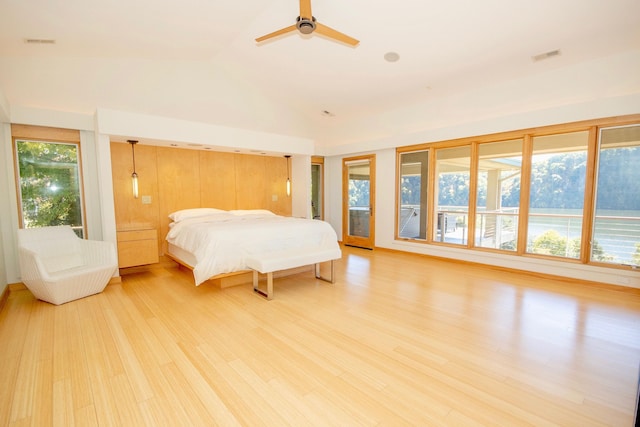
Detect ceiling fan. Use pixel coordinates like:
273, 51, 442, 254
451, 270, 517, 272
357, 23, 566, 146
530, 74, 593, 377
256, 0, 359, 46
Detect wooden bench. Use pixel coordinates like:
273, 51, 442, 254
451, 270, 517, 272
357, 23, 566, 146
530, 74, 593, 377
245, 247, 342, 300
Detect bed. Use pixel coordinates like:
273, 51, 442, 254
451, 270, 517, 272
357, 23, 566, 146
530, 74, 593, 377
165, 208, 341, 286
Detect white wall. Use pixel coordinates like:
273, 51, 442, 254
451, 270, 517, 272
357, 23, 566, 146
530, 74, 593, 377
317, 50, 640, 156
96, 108, 315, 156
0, 90, 10, 295
291, 155, 311, 218
0, 124, 12, 295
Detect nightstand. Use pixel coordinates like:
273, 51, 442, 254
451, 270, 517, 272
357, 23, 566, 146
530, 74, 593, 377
116, 228, 159, 268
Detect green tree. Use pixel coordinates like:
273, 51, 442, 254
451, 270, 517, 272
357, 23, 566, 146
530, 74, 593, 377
530, 152, 587, 209
531, 230, 568, 256
17, 141, 82, 229
348, 179, 370, 207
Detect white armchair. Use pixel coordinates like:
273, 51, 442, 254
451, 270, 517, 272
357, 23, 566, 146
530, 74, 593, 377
17, 226, 118, 305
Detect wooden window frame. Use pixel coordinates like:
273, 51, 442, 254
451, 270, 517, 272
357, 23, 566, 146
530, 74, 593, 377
395, 114, 640, 271
11, 124, 87, 238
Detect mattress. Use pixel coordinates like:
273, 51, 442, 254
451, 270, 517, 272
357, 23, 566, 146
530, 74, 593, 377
165, 210, 340, 285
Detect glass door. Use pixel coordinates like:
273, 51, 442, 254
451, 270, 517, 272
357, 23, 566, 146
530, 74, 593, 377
343, 155, 376, 249
311, 157, 324, 219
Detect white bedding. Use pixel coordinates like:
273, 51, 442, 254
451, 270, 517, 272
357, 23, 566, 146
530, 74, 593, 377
166, 212, 340, 285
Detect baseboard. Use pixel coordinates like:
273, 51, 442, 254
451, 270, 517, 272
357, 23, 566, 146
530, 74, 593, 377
0, 286, 9, 313
8, 282, 26, 291
374, 246, 640, 295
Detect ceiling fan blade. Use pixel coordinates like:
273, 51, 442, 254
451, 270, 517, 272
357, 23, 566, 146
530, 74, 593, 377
255, 24, 298, 43
299, 0, 312, 19
314, 23, 359, 46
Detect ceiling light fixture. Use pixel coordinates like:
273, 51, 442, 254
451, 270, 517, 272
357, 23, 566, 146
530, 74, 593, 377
128, 140, 139, 199
285, 155, 292, 196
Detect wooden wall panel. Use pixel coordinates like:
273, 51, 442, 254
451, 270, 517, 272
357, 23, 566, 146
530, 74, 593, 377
110, 143, 160, 232
199, 151, 237, 210
235, 154, 267, 209
156, 147, 201, 250
110, 143, 293, 256
264, 156, 291, 216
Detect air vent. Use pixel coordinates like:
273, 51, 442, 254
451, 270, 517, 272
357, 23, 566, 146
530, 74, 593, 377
24, 38, 56, 44
532, 49, 561, 62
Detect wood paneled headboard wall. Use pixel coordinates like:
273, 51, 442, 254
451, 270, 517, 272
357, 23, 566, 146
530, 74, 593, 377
110, 142, 291, 255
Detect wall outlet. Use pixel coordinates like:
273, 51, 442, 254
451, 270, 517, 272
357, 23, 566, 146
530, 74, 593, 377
141, 195, 152, 204
272, 194, 278, 201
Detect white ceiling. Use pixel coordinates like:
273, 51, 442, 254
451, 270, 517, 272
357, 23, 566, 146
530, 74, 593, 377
0, 0, 639, 148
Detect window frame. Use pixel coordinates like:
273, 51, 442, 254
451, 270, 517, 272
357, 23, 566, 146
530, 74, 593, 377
11, 125, 87, 238
395, 114, 640, 271
589, 124, 640, 268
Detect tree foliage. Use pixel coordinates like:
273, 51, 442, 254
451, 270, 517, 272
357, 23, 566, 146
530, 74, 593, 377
17, 141, 82, 229
595, 147, 640, 210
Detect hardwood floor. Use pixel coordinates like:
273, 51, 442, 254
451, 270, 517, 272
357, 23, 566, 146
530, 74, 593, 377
1, 246, 639, 426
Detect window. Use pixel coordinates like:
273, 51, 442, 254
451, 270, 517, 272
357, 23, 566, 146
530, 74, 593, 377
475, 139, 522, 251
592, 125, 640, 266
14, 138, 85, 237
395, 114, 640, 272
434, 146, 471, 245
398, 150, 429, 239
526, 131, 588, 259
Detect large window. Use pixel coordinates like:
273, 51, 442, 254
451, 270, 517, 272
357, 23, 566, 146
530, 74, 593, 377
434, 146, 471, 245
475, 139, 522, 251
395, 115, 640, 270
398, 151, 429, 239
14, 138, 85, 237
526, 131, 588, 259
592, 125, 640, 266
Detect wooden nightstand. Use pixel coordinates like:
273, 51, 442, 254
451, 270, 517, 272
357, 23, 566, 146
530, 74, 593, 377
116, 228, 159, 268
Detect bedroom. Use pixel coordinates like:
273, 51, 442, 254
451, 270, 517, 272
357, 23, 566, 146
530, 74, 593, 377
1, 0, 640, 425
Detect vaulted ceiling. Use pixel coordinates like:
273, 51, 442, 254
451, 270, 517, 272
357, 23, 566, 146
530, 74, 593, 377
1, 0, 638, 149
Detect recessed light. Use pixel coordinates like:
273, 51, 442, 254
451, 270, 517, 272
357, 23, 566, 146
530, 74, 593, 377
384, 51, 400, 62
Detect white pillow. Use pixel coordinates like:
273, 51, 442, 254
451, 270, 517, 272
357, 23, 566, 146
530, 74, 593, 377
169, 208, 227, 222
229, 209, 275, 216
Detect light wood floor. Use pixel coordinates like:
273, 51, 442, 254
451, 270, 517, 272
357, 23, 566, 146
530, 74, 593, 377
1, 247, 640, 426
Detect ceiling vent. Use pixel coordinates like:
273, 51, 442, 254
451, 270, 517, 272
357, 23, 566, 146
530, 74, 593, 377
24, 38, 56, 44
532, 49, 561, 62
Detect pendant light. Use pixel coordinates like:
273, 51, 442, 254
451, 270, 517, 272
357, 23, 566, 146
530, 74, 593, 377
285, 155, 291, 196
128, 140, 139, 199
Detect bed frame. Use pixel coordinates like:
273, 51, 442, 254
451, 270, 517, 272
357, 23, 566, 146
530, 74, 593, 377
165, 246, 312, 288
